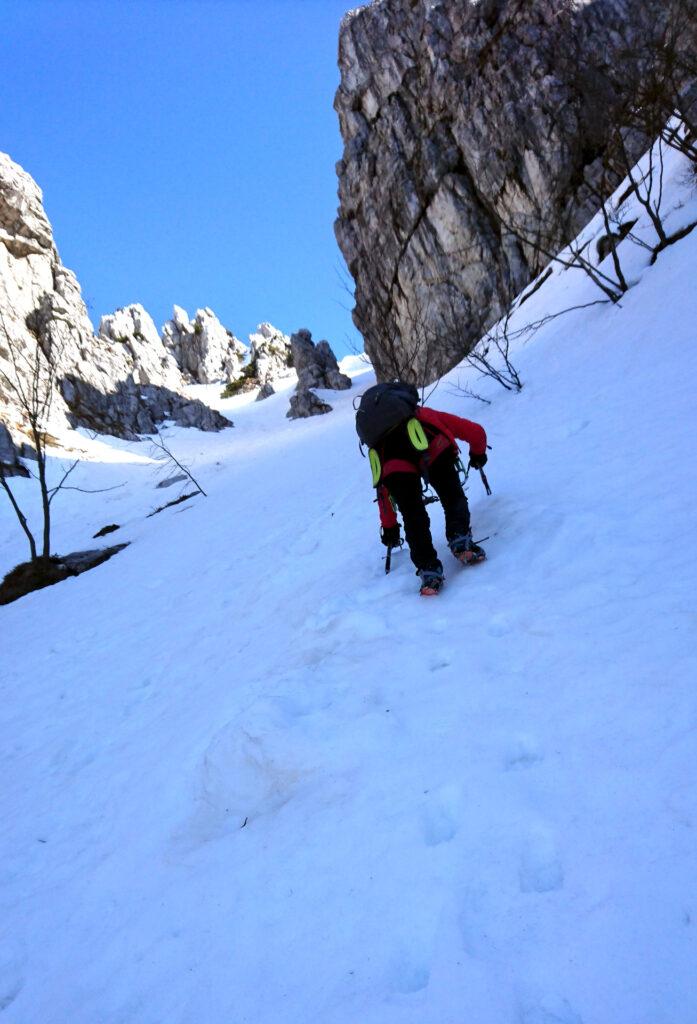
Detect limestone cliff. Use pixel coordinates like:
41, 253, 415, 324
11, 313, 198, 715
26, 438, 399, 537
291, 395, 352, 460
334, 0, 646, 382
0, 152, 233, 448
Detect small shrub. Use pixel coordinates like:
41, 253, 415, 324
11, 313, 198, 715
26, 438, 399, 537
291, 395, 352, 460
221, 363, 257, 398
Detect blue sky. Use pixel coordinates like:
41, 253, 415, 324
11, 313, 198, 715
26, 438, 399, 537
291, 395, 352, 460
0, 0, 361, 355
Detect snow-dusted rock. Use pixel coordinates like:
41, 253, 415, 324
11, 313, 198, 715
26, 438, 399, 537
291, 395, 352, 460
0, 151, 53, 259
221, 323, 295, 398
248, 323, 294, 386
99, 304, 181, 389
162, 306, 247, 384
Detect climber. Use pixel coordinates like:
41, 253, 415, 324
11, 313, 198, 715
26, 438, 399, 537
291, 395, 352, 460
356, 381, 488, 596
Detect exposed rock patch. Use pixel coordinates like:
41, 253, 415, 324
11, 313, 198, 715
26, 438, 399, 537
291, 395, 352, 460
0, 544, 129, 605
156, 473, 188, 490
93, 523, 121, 538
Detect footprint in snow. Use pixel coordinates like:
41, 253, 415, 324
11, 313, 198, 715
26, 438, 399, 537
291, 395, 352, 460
428, 646, 454, 671
519, 999, 583, 1024
292, 533, 319, 557
388, 949, 431, 995
504, 734, 544, 771
171, 707, 311, 851
264, 688, 332, 719
487, 613, 514, 638
421, 784, 461, 846
519, 827, 564, 894
565, 418, 591, 439
457, 885, 494, 959
308, 609, 389, 643
0, 955, 24, 1013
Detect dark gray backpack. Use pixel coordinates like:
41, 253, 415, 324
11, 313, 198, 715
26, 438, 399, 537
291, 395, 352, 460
355, 381, 419, 447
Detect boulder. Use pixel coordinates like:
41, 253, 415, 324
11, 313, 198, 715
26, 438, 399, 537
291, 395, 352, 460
286, 389, 333, 419
290, 329, 351, 391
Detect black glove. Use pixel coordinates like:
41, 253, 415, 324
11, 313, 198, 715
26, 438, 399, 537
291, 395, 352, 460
469, 451, 488, 470
381, 524, 402, 548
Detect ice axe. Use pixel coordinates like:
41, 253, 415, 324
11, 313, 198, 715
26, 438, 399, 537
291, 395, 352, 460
385, 537, 404, 574
471, 444, 493, 495
479, 468, 492, 495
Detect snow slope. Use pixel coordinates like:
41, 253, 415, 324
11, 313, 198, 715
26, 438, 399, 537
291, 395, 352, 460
2, 151, 697, 1024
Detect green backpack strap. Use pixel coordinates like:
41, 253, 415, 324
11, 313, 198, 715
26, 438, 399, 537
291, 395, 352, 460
406, 417, 428, 452
369, 448, 382, 487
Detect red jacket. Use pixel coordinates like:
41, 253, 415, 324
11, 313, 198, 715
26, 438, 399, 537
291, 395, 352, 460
376, 407, 487, 529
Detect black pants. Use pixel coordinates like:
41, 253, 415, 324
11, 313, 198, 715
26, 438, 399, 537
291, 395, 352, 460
386, 453, 470, 572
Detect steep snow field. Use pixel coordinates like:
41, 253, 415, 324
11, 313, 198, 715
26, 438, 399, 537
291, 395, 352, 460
2, 151, 697, 1024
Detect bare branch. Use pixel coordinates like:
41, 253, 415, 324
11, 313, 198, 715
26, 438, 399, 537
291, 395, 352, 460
57, 482, 126, 496
47, 460, 80, 505
148, 429, 207, 498
0, 468, 37, 561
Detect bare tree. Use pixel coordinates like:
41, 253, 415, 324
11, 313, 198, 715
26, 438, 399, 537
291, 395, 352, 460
0, 305, 70, 560
616, 0, 697, 167
553, 0, 697, 260
0, 302, 111, 562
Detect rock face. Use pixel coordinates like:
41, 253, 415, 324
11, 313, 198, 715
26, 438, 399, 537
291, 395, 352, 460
0, 152, 232, 444
222, 323, 295, 398
248, 323, 294, 387
0, 422, 28, 477
334, 0, 647, 382
98, 304, 182, 389
61, 376, 231, 441
162, 306, 248, 385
